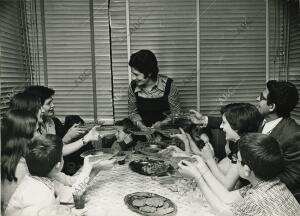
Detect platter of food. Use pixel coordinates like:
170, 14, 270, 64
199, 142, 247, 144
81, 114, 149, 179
129, 158, 174, 176
135, 141, 169, 157
124, 192, 177, 216
156, 128, 179, 138
127, 128, 156, 136
80, 149, 113, 162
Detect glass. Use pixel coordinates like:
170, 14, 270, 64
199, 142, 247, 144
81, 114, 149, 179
73, 191, 86, 209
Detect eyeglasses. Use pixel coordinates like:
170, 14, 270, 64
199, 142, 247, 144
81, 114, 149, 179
258, 92, 267, 101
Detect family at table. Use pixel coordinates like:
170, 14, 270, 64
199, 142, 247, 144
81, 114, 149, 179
1, 49, 300, 216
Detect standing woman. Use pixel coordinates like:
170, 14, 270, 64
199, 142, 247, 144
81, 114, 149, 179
128, 49, 181, 129
1, 110, 39, 211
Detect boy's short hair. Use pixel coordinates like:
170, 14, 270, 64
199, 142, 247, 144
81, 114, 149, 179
238, 133, 283, 181
221, 103, 263, 136
26, 134, 63, 177
24, 85, 55, 105
266, 80, 299, 117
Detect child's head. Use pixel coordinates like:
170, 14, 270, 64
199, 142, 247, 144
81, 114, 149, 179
26, 134, 63, 177
237, 133, 283, 181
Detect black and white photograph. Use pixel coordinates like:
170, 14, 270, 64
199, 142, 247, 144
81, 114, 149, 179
1, 0, 300, 215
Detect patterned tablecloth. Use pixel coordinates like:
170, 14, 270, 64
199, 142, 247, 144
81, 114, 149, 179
84, 154, 216, 216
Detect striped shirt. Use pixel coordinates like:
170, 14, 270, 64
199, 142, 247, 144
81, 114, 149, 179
128, 74, 181, 122
231, 178, 300, 216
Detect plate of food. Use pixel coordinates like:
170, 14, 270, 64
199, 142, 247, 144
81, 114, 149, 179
124, 192, 177, 216
80, 149, 114, 162
129, 158, 174, 176
135, 141, 169, 156
127, 128, 155, 136
156, 128, 180, 138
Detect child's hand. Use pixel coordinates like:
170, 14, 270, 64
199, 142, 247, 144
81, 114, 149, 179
94, 159, 116, 170
191, 155, 209, 175
200, 143, 215, 161
177, 160, 201, 179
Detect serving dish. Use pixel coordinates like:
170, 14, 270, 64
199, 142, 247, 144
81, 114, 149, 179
124, 192, 177, 216
129, 158, 174, 176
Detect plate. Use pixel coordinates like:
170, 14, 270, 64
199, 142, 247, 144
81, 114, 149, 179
124, 192, 177, 216
80, 149, 113, 162
128, 128, 155, 136
135, 142, 169, 157
156, 128, 179, 138
129, 158, 174, 176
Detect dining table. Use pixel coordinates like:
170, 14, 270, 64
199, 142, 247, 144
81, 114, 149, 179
83, 153, 216, 216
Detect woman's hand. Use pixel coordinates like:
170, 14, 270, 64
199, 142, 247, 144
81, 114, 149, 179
84, 126, 101, 142
191, 155, 209, 175
199, 143, 215, 161
159, 145, 190, 157
171, 128, 192, 153
177, 160, 201, 179
63, 123, 86, 143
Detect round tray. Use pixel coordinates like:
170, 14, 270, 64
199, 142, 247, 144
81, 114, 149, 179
80, 149, 113, 162
124, 192, 177, 216
129, 158, 174, 176
135, 141, 169, 157
128, 128, 155, 136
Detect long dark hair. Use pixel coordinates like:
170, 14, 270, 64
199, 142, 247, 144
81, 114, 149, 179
9, 92, 42, 117
1, 110, 37, 181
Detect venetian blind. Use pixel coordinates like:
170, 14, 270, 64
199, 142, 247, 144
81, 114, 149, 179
199, 0, 267, 116
288, 2, 300, 122
0, 0, 30, 116
111, 0, 197, 121
41, 0, 113, 122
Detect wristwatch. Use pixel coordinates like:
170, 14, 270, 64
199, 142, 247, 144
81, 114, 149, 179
82, 136, 88, 145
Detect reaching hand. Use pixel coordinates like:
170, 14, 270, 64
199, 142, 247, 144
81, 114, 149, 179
177, 160, 201, 179
63, 123, 86, 143
84, 126, 101, 142
191, 155, 209, 174
151, 121, 162, 129
189, 110, 207, 127
199, 143, 215, 161
171, 128, 192, 154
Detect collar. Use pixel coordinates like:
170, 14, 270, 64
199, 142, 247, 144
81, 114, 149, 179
262, 117, 283, 135
30, 174, 55, 191
134, 75, 167, 93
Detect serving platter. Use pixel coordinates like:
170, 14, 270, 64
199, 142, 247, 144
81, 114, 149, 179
129, 158, 174, 176
135, 141, 169, 157
80, 149, 113, 162
124, 192, 177, 216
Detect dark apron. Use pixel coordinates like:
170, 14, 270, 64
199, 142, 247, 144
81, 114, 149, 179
131, 78, 172, 127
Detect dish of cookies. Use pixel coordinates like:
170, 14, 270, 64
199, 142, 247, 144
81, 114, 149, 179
124, 192, 177, 216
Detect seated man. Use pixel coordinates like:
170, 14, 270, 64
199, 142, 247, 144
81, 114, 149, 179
178, 133, 300, 215
191, 80, 300, 145
279, 132, 300, 202
128, 49, 181, 129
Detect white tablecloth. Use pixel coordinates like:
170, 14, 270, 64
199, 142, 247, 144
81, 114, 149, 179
84, 154, 216, 216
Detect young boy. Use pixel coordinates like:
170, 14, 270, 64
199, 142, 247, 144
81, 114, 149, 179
5, 134, 103, 216
178, 133, 300, 216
